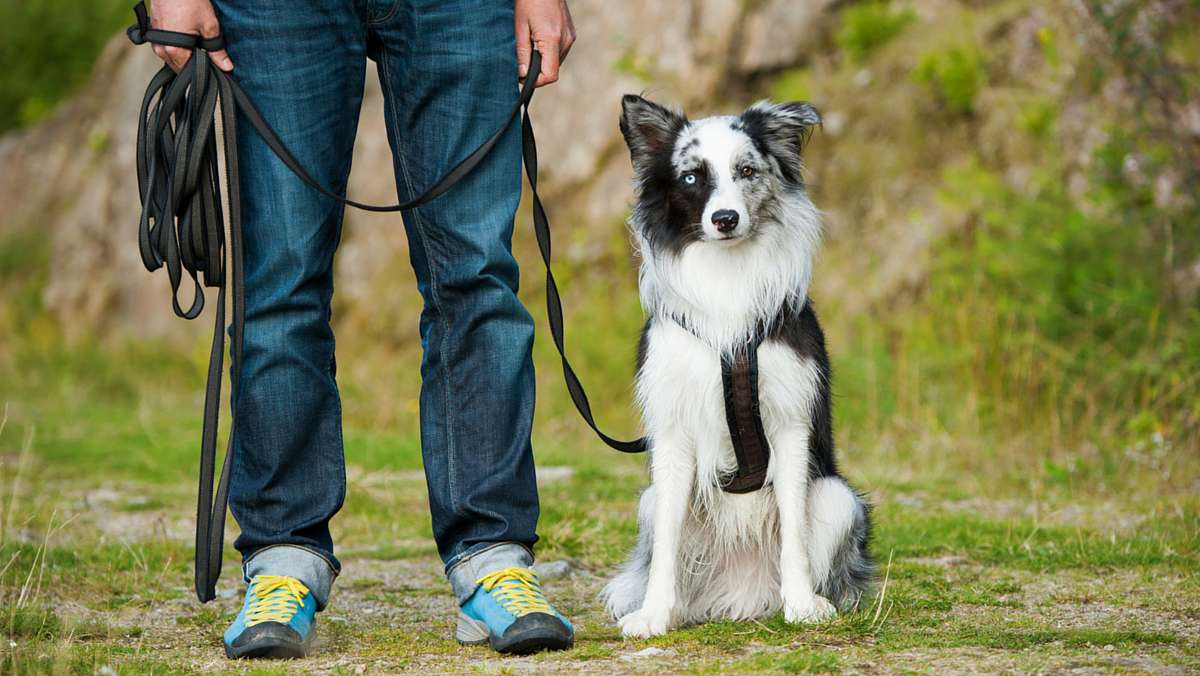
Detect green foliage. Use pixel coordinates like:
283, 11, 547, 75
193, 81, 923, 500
2, 606, 62, 640
770, 68, 813, 103
0, 0, 132, 132
613, 48, 655, 83
914, 44, 987, 115
924, 134, 1200, 446
837, 2, 916, 64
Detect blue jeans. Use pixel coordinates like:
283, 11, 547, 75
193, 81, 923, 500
213, 0, 539, 608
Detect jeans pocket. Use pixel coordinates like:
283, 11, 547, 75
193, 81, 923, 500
365, 0, 402, 26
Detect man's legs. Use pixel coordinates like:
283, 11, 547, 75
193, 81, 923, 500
367, 0, 541, 593
212, 0, 367, 613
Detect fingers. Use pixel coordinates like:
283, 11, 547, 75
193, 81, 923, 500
534, 37, 561, 87
160, 46, 193, 73
516, 18, 533, 81
207, 49, 234, 72
201, 18, 233, 71
561, 5, 576, 61
147, 1, 231, 73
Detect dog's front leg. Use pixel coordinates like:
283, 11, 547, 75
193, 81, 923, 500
773, 426, 836, 623
619, 433, 694, 638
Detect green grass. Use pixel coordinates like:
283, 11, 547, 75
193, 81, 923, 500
1, 354, 1196, 672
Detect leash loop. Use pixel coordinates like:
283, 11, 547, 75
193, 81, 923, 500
127, 1, 226, 52
127, 1, 645, 603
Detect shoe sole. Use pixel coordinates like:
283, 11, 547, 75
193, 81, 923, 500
456, 612, 573, 655
224, 627, 312, 659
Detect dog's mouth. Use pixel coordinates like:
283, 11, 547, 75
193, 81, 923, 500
707, 228, 751, 245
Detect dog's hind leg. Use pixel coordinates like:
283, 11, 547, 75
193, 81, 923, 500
601, 486, 654, 619
807, 476, 873, 611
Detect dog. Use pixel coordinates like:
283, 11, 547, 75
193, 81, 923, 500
601, 95, 874, 638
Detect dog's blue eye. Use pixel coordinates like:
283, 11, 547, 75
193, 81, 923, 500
682, 173, 697, 185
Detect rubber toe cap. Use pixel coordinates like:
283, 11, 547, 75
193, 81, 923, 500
491, 612, 574, 655
225, 622, 309, 660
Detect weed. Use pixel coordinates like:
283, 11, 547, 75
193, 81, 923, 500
914, 44, 987, 115
837, 2, 917, 64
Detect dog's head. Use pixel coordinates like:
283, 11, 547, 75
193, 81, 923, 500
620, 95, 820, 253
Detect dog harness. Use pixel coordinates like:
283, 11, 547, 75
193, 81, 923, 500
718, 334, 773, 493
670, 317, 774, 494
126, 3, 769, 601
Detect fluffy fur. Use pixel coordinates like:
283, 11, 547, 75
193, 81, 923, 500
602, 95, 873, 637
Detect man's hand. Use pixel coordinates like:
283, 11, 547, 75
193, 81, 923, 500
150, 0, 233, 73
515, 0, 575, 87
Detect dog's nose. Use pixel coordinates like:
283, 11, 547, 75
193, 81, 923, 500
711, 209, 739, 233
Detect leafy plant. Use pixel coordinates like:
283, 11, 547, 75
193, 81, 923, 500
837, 2, 917, 64
914, 44, 987, 115
0, 0, 131, 133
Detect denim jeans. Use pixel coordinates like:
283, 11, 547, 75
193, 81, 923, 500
212, 0, 540, 608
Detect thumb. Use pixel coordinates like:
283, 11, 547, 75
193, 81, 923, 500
515, 19, 532, 80
208, 49, 234, 72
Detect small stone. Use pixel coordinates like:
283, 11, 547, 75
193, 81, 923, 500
533, 559, 576, 580
1104, 644, 1115, 651
623, 647, 671, 659
536, 466, 576, 482
894, 495, 926, 507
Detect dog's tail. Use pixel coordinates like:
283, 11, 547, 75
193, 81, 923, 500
807, 476, 873, 611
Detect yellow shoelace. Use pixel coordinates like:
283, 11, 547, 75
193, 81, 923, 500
245, 575, 309, 627
476, 567, 552, 617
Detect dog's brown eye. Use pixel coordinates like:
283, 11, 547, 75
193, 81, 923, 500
740, 166, 755, 178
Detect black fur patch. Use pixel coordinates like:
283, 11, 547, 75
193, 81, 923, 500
621, 95, 709, 256
766, 298, 837, 479
735, 102, 821, 186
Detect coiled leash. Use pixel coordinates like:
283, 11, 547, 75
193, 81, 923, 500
126, 2, 646, 603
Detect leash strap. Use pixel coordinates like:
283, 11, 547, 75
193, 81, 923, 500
128, 2, 644, 602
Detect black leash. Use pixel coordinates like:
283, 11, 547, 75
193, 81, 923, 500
127, 2, 646, 603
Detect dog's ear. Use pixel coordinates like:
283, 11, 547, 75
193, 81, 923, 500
620, 94, 686, 161
738, 100, 821, 183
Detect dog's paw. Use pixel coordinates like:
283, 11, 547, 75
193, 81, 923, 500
783, 594, 837, 624
618, 606, 671, 638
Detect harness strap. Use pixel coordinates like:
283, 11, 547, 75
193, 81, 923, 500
128, 2, 645, 603
719, 333, 771, 493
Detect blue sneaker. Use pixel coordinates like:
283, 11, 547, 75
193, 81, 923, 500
223, 575, 316, 659
456, 567, 574, 654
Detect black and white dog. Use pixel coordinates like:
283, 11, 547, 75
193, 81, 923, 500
601, 96, 873, 638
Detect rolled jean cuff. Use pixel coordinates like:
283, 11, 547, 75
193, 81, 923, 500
445, 542, 533, 604
244, 544, 337, 610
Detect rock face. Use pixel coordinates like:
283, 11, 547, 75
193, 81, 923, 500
0, 0, 836, 341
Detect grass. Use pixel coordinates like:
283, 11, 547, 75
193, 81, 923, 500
0, 341, 1196, 673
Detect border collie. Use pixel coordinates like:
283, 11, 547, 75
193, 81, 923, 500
601, 95, 873, 638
